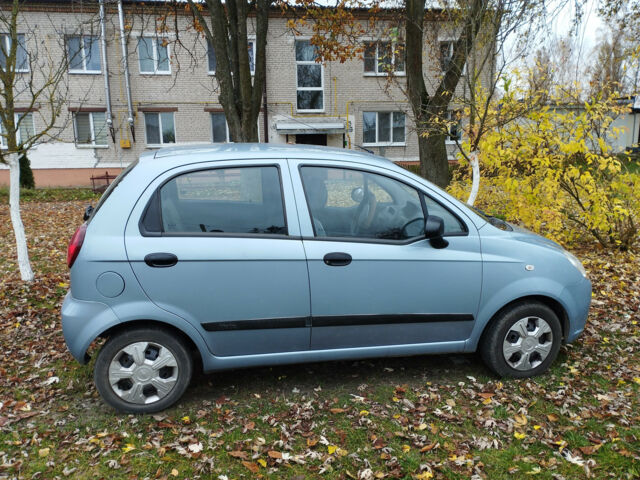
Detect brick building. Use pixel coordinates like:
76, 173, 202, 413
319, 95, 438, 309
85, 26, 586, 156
0, 1, 489, 187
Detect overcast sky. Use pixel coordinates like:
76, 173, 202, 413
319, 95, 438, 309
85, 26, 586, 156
551, 0, 605, 64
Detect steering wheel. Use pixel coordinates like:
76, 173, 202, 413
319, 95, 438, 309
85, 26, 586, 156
350, 192, 377, 236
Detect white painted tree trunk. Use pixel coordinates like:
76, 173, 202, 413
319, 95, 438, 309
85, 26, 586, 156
7, 153, 35, 282
466, 150, 480, 207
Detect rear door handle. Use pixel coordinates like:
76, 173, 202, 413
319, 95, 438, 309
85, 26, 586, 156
144, 252, 178, 268
323, 252, 352, 266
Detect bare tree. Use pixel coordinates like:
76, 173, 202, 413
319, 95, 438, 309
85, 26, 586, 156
186, 0, 268, 142
0, 0, 88, 281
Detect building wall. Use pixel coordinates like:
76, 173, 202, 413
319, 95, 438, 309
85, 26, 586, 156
1, 3, 487, 187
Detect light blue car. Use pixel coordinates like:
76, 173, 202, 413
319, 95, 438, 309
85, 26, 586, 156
62, 144, 591, 413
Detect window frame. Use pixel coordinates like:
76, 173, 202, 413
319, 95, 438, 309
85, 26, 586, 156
67, 35, 101, 74
139, 164, 290, 239
295, 39, 324, 113
0, 112, 34, 149
445, 110, 462, 144
144, 111, 176, 147
298, 164, 468, 244
207, 37, 255, 75
439, 40, 466, 75
363, 40, 405, 76
137, 35, 171, 75
209, 111, 261, 143
362, 111, 406, 147
0, 33, 29, 73
73, 111, 109, 148
210, 112, 230, 143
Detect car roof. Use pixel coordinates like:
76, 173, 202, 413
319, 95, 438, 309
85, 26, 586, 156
142, 143, 395, 169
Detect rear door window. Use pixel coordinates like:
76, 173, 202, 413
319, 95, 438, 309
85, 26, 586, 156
151, 166, 287, 235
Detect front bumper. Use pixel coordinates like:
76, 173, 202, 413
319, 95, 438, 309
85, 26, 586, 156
61, 292, 119, 363
562, 277, 592, 343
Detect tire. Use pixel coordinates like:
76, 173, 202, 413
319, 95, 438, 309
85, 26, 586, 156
479, 302, 562, 378
94, 326, 193, 413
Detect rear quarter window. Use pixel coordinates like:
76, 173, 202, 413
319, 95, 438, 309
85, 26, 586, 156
87, 160, 139, 223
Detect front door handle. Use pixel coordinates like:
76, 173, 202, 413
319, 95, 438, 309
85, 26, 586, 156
144, 252, 178, 268
323, 252, 352, 266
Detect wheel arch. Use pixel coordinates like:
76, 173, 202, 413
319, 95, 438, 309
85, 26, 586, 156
477, 295, 569, 350
97, 319, 204, 369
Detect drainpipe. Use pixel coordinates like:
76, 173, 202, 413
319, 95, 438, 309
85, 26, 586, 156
117, 0, 135, 141
98, 0, 114, 142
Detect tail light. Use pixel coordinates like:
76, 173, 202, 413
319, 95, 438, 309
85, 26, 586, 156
67, 223, 87, 268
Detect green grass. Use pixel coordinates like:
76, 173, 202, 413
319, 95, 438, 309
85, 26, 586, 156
0, 187, 100, 203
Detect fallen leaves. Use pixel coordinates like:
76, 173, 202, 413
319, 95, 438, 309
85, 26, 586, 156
0, 202, 639, 479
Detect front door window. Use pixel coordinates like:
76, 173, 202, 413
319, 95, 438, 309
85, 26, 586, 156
300, 166, 425, 241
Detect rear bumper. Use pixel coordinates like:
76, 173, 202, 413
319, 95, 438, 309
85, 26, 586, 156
562, 277, 591, 343
61, 292, 119, 363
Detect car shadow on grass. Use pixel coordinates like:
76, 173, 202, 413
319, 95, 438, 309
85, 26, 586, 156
181, 352, 491, 406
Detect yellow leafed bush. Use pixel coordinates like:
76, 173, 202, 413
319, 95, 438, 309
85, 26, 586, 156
449, 92, 640, 250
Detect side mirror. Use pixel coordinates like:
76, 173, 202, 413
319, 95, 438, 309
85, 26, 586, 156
83, 205, 94, 222
424, 215, 448, 249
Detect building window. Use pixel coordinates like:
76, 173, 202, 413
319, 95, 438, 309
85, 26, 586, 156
207, 39, 254, 74
445, 110, 462, 143
144, 112, 175, 146
67, 36, 101, 73
207, 39, 216, 73
0, 113, 35, 149
138, 37, 170, 74
0, 33, 29, 72
295, 40, 323, 112
73, 112, 108, 146
363, 41, 405, 75
211, 112, 229, 142
362, 111, 405, 146
440, 41, 454, 71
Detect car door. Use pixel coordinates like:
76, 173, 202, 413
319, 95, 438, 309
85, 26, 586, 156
289, 161, 482, 350
125, 160, 311, 356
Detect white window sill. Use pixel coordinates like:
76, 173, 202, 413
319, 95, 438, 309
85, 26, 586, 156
362, 142, 406, 147
208, 71, 255, 76
363, 72, 406, 77
445, 140, 461, 145
140, 71, 172, 76
146, 143, 176, 149
296, 109, 325, 114
76, 144, 110, 149
69, 70, 102, 75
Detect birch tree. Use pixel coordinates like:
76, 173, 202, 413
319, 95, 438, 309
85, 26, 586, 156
0, 0, 75, 281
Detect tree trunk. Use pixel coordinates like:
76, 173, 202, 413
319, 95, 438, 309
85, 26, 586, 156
7, 153, 34, 282
418, 133, 450, 188
466, 150, 480, 206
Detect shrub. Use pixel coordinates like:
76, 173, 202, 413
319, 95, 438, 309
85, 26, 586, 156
449, 94, 639, 250
19, 152, 35, 189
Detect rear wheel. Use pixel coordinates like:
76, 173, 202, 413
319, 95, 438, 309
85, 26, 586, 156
94, 327, 192, 413
480, 302, 562, 378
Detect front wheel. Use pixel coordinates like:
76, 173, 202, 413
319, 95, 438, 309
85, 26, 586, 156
94, 327, 193, 413
480, 302, 562, 378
